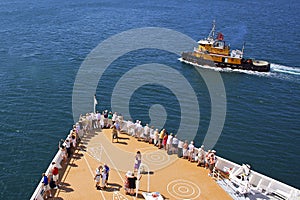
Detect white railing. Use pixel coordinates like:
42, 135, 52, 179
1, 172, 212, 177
211, 156, 300, 200
30, 149, 64, 200
31, 113, 300, 200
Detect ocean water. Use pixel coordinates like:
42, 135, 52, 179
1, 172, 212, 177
0, 0, 299, 199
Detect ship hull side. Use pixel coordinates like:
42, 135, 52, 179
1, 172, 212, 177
181, 52, 270, 72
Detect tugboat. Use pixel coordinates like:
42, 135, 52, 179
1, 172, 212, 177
181, 21, 270, 72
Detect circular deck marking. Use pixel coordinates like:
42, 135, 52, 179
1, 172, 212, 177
167, 179, 201, 200
143, 150, 170, 166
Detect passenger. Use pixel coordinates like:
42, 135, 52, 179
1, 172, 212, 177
73, 126, 78, 138
208, 150, 217, 176
205, 150, 211, 169
153, 129, 159, 146
101, 167, 108, 189
127, 119, 134, 136
163, 133, 168, 150
127, 172, 142, 196
182, 140, 189, 159
68, 134, 74, 154
103, 110, 108, 128
133, 120, 139, 137
71, 134, 76, 151
114, 120, 121, 135
158, 129, 165, 149
143, 124, 150, 142
49, 175, 57, 192
134, 151, 142, 172
81, 114, 88, 134
166, 133, 173, 153
104, 164, 110, 186
197, 145, 206, 167
111, 125, 118, 143
108, 111, 113, 128
58, 141, 67, 164
100, 111, 105, 128
91, 112, 97, 129
124, 171, 131, 195
172, 135, 179, 154
86, 113, 92, 132
136, 121, 143, 141
69, 125, 74, 136
112, 112, 118, 124
64, 139, 71, 158
51, 162, 60, 188
96, 111, 101, 129
188, 141, 195, 162
42, 173, 52, 199
177, 139, 184, 158
76, 122, 83, 140
94, 166, 103, 190
149, 126, 154, 144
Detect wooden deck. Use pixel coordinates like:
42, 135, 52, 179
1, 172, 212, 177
52, 128, 233, 200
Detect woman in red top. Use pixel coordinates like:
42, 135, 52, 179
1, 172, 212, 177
51, 162, 59, 187
163, 133, 168, 150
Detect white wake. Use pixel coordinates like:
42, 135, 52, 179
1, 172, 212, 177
271, 63, 300, 76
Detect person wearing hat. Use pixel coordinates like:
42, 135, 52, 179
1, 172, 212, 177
103, 110, 108, 128
208, 150, 217, 176
124, 171, 132, 194
94, 166, 103, 190
197, 145, 206, 167
127, 172, 142, 196
188, 141, 195, 162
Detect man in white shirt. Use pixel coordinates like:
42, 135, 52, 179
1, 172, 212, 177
172, 135, 179, 154
177, 139, 184, 158
96, 111, 101, 129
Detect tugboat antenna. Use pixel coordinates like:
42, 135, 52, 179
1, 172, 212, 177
242, 42, 246, 55
208, 20, 216, 39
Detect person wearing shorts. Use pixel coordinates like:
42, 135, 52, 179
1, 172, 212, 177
42, 173, 52, 198
51, 162, 59, 188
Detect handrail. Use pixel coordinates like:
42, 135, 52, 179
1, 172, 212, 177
30, 149, 64, 200
31, 113, 300, 200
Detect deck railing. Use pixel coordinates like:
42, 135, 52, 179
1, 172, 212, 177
30, 113, 300, 200
30, 149, 64, 200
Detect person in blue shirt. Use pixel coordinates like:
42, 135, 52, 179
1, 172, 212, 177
104, 164, 110, 187
42, 173, 52, 198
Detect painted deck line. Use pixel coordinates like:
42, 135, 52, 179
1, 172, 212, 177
53, 128, 232, 200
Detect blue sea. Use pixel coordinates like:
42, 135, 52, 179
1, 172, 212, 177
0, 0, 299, 199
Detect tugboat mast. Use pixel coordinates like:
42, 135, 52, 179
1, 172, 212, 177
207, 20, 216, 39
242, 42, 246, 56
